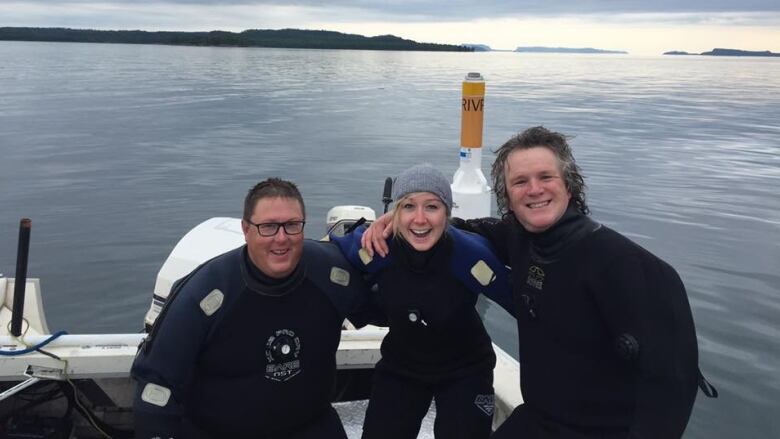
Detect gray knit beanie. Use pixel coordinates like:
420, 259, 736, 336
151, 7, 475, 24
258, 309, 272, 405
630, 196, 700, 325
392, 164, 453, 214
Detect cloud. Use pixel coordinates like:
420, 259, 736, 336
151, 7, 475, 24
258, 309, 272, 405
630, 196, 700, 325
3, 0, 779, 55
4, 1, 780, 32
9, 0, 780, 23
589, 11, 780, 27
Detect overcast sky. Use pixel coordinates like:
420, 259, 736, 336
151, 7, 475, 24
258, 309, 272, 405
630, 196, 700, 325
2, 0, 779, 55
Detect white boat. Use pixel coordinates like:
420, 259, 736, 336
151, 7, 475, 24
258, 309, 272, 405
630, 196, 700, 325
0, 206, 522, 438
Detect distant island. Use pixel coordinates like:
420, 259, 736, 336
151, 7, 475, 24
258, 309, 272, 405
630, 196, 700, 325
664, 48, 780, 57
461, 43, 492, 52
515, 46, 627, 54
460, 44, 518, 53
0, 27, 472, 52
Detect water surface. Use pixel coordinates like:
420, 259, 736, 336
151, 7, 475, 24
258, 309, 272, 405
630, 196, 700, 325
1, 41, 778, 438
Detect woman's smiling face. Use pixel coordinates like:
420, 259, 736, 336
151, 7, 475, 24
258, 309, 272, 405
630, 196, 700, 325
394, 192, 448, 251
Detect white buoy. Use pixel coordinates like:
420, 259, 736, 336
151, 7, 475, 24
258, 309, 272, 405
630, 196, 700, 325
452, 72, 491, 220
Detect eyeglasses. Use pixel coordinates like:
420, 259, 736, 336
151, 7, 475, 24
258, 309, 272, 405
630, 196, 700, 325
247, 220, 306, 237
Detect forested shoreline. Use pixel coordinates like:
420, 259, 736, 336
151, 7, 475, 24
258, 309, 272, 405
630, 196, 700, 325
0, 27, 472, 52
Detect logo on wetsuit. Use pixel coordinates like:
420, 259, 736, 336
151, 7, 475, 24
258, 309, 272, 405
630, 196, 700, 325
526, 265, 545, 290
474, 394, 495, 416
264, 329, 302, 382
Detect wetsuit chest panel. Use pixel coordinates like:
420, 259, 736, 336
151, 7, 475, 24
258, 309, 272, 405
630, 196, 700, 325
377, 257, 494, 379
380, 264, 477, 332
510, 230, 636, 428
191, 279, 343, 434
510, 230, 609, 342
521, 261, 610, 347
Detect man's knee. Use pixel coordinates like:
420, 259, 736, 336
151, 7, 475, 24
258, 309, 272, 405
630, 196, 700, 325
491, 404, 539, 439
289, 406, 347, 439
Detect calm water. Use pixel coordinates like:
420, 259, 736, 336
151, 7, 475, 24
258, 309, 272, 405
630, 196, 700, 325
1, 41, 778, 437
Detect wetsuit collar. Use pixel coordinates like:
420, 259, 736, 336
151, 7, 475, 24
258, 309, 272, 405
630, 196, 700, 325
392, 233, 451, 273
528, 203, 600, 263
240, 245, 305, 296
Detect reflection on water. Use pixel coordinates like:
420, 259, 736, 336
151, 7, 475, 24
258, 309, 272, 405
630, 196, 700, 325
0, 42, 778, 438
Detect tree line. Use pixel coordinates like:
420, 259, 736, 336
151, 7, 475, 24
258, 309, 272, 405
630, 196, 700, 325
0, 27, 473, 52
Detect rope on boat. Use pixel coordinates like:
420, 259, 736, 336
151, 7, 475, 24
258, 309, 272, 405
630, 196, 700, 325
0, 330, 68, 356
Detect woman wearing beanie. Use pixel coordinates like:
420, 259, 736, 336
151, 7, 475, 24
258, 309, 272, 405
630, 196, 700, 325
330, 164, 514, 439
361, 128, 708, 439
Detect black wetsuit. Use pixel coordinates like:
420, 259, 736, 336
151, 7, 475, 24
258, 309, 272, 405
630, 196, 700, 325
331, 226, 513, 439
456, 206, 700, 438
131, 241, 372, 439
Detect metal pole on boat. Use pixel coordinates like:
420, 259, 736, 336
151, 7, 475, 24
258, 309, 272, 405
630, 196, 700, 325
382, 177, 393, 213
11, 218, 31, 337
451, 72, 491, 219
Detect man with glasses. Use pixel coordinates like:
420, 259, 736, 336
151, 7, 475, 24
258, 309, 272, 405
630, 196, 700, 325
132, 178, 374, 439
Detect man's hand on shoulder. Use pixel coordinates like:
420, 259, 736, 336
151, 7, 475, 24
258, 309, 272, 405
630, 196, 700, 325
361, 212, 393, 257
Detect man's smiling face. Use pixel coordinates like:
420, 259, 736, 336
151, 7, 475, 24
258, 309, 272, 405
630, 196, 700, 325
505, 146, 571, 233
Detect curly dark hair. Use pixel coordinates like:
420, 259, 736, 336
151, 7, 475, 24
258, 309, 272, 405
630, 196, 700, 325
491, 126, 589, 218
243, 178, 305, 221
